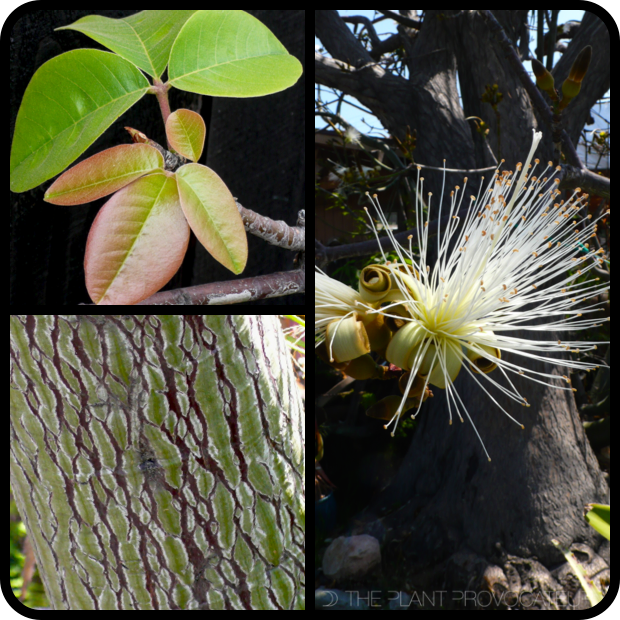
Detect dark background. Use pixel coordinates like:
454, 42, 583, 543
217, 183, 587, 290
10, 9, 305, 305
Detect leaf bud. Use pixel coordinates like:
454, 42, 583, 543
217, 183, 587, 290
531, 58, 557, 99
568, 45, 592, 83
559, 46, 592, 110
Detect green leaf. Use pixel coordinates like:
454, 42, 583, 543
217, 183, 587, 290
44, 144, 164, 205
585, 503, 610, 541
168, 10, 303, 98
552, 538, 605, 606
10, 49, 150, 194
85, 172, 190, 305
175, 163, 248, 274
166, 109, 206, 162
56, 10, 198, 79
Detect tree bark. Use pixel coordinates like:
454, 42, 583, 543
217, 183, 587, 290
10, 315, 305, 610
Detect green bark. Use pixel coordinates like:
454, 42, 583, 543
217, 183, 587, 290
10, 315, 305, 610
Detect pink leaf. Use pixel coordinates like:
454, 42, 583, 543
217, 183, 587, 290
85, 172, 189, 305
44, 144, 164, 205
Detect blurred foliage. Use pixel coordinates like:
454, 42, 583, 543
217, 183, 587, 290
10, 487, 50, 609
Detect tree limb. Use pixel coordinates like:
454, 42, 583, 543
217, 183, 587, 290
479, 9, 610, 199
80, 270, 305, 305
555, 165, 610, 199
375, 10, 422, 30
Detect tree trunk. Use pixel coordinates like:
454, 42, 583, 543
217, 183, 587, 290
352, 325, 609, 608
315, 9, 609, 200
10, 315, 305, 610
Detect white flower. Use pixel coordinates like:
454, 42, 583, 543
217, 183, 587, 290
318, 130, 609, 461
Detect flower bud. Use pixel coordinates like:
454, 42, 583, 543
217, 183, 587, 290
568, 45, 592, 83
561, 77, 581, 103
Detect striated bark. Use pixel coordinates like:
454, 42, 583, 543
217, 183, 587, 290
10, 315, 305, 610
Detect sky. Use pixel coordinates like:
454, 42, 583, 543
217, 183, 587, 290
315, 10, 610, 169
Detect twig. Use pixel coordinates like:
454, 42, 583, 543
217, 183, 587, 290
478, 11, 555, 130
471, 11, 609, 199
125, 127, 187, 171
79, 270, 305, 305
235, 200, 305, 251
375, 10, 422, 30
479, 12, 598, 173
